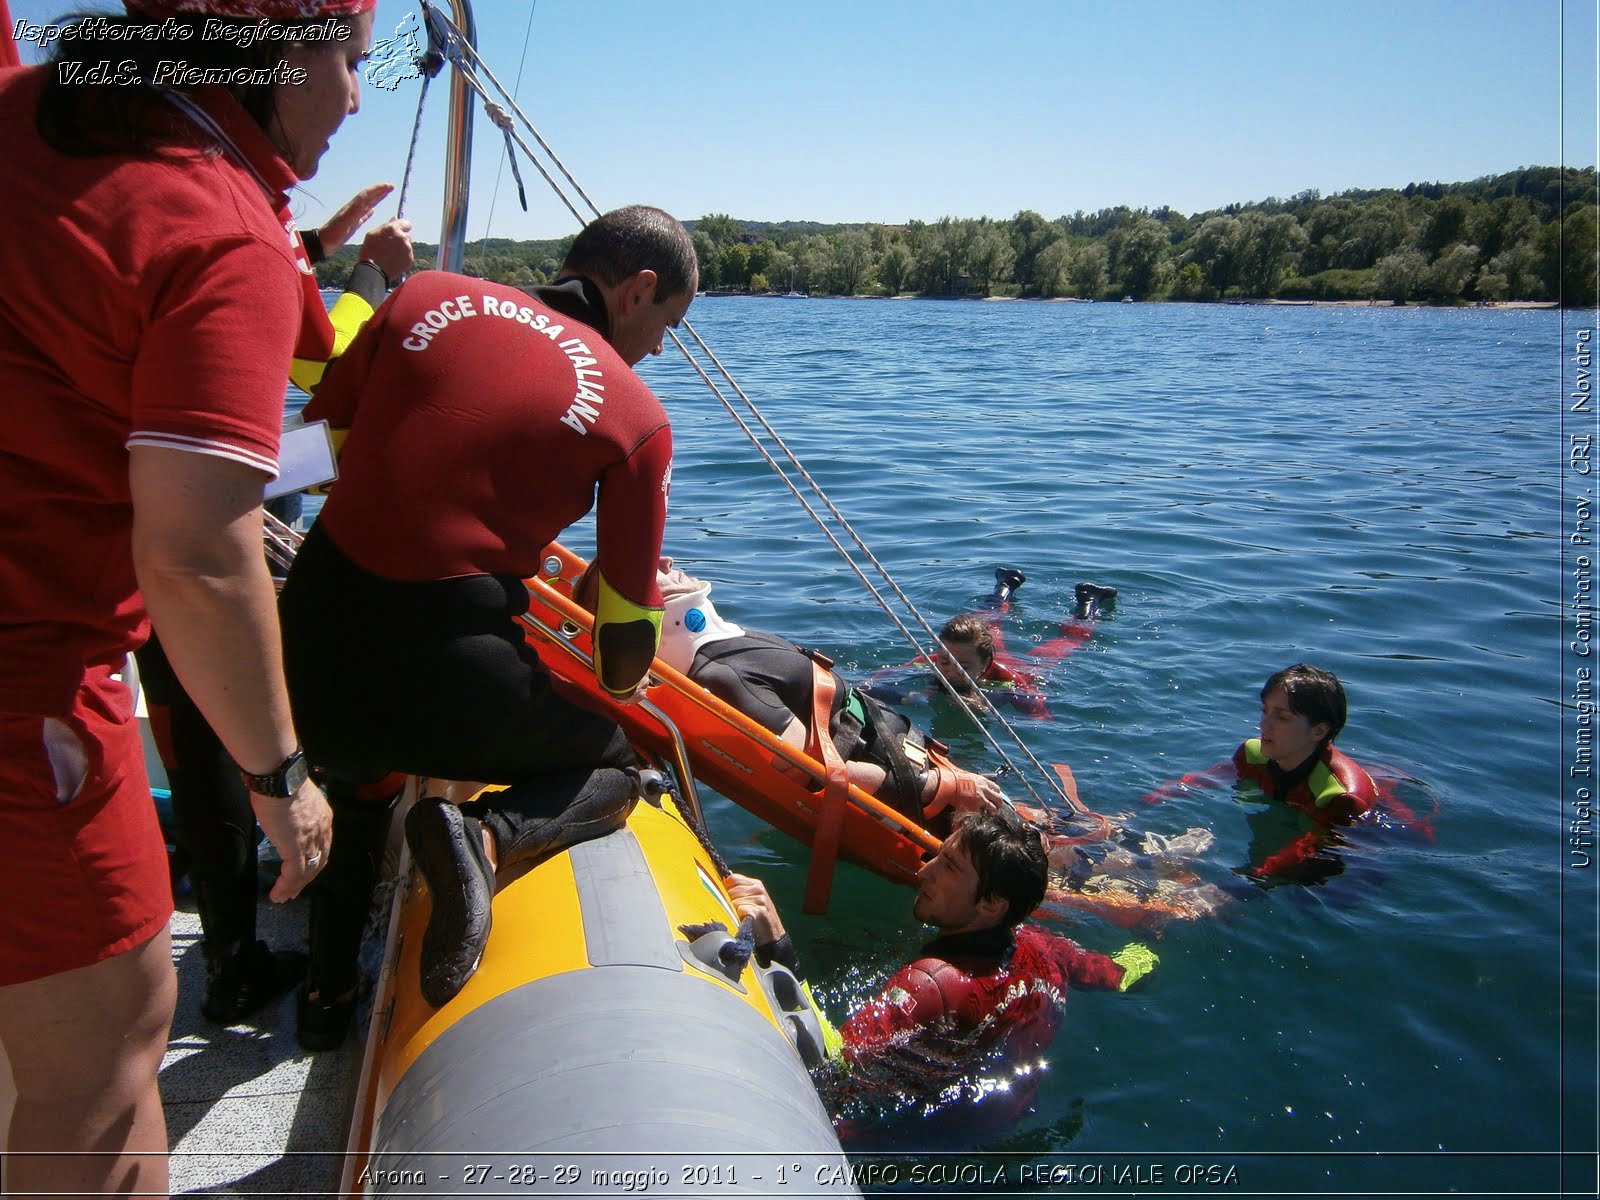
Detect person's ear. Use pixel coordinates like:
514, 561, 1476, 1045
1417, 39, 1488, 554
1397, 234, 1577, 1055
622, 269, 659, 312
1312, 721, 1332, 743
973, 892, 1008, 927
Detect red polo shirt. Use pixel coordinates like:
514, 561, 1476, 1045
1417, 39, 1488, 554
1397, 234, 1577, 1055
0, 67, 312, 714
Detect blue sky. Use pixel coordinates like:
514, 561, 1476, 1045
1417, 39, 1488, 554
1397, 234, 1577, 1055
10, 0, 1598, 244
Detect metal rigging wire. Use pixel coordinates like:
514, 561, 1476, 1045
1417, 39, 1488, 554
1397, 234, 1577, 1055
398, 1, 1074, 815
473, 0, 537, 251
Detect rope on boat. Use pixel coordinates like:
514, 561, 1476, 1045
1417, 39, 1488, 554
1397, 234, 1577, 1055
413, 2, 1075, 819
392, 4, 449, 221
660, 775, 736, 878
483, 102, 528, 213
665, 323, 1070, 814
475, 1, 537, 240
393, 72, 430, 220
678, 917, 757, 975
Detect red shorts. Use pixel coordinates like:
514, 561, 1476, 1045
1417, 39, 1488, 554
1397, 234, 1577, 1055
0, 664, 172, 986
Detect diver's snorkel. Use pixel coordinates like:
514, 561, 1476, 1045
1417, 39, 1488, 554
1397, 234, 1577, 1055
991, 566, 1026, 606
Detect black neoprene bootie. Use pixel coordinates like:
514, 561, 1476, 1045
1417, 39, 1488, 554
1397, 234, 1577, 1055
406, 796, 496, 1008
1074, 582, 1118, 620
201, 940, 307, 1025
992, 566, 1026, 605
479, 767, 635, 875
296, 986, 357, 1053
629, 767, 673, 806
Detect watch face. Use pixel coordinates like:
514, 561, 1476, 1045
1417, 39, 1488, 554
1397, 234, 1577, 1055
247, 750, 308, 797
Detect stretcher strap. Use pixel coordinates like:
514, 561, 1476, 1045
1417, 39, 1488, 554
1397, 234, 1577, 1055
802, 661, 850, 915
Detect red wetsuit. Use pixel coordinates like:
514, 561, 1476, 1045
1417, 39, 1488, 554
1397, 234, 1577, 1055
0, 69, 319, 983
306, 272, 667, 602
979, 656, 1051, 719
986, 614, 1092, 715
763, 922, 1129, 1147
840, 924, 1125, 1110
1231, 738, 1378, 879
300, 271, 668, 698
280, 273, 665, 783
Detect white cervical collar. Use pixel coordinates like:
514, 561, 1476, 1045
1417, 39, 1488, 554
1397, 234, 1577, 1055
657, 583, 744, 676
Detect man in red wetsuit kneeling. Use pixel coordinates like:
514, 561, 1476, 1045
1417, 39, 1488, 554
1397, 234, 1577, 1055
280, 206, 698, 1035
728, 810, 1156, 1143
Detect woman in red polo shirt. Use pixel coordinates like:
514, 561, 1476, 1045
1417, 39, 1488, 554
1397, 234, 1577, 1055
0, 2, 372, 1192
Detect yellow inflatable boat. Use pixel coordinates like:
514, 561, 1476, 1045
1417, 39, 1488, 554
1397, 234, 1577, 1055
341, 783, 858, 1197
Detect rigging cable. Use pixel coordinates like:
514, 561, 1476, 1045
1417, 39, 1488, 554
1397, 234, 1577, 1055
393, 3, 1073, 816
392, 9, 449, 221
392, 70, 430, 220
474, 0, 537, 250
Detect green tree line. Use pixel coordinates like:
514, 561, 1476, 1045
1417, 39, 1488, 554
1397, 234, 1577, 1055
315, 166, 1598, 306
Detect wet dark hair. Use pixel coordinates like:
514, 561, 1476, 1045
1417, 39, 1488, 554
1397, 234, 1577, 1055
36, 10, 327, 156
952, 810, 1047, 928
1261, 662, 1347, 742
939, 613, 995, 665
561, 205, 698, 303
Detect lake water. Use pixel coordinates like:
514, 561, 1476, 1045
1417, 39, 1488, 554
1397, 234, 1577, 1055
622, 297, 1592, 1196
299, 294, 1594, 1196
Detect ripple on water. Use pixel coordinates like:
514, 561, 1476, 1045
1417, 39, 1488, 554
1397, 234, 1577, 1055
634, 299, 1571, 1166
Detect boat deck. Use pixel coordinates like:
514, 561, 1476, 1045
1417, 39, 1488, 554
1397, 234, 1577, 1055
163, 894, 361, 1198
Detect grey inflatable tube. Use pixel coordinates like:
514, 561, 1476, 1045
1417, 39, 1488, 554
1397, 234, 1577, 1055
364, 827, 860, 1197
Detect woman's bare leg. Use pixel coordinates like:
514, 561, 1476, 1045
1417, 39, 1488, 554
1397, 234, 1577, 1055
0, 925, 175, 1198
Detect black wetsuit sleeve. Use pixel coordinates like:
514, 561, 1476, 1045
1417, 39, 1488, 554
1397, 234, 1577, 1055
756, 933, 806, 980
343, 259, 389, 305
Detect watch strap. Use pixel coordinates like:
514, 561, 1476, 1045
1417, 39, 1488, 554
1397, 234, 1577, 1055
241, 748, 306, 798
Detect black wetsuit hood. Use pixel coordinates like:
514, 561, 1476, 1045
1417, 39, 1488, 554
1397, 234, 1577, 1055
527, 276, 612, 342
1261, 742, 1332, 805
920, 924, 1016, 967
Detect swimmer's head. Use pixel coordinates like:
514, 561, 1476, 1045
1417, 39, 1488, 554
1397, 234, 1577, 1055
1260, 663, 1347, 741
936, 613, 995, 695
1257, 663, 1346, 770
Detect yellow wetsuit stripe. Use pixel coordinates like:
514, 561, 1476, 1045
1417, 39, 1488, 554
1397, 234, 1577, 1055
594, 571, 663, 698
289, 288, 375, 395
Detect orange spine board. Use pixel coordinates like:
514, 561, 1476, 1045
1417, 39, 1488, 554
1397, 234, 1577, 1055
524, 544, 939, 886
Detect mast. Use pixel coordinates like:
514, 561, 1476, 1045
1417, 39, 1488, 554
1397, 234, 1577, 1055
435, 0, 476, 273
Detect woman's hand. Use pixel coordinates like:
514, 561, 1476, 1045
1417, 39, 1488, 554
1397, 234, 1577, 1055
358, 218, 415, 284
252, 774, 332, 902
317, 182, 395, 255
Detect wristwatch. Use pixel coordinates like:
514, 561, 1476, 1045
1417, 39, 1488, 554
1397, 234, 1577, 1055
241, 748, 309, 798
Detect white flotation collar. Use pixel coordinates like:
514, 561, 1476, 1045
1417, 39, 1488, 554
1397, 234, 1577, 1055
657, 583, 744, 676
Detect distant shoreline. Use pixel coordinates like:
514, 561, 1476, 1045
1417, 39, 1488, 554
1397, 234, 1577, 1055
703, 292, 1559, 310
